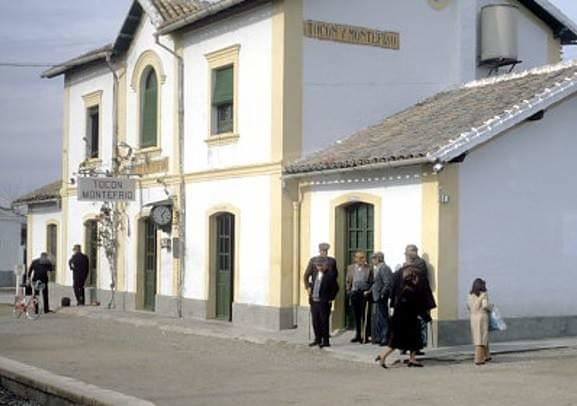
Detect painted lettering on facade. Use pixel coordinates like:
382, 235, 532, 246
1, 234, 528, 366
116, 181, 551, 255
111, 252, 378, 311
303, 20, 400, 50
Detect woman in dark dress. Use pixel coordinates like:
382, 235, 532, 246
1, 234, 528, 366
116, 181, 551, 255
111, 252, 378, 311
375, 267, 425, 368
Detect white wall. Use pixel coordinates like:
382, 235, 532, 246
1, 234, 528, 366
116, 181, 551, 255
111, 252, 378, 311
125, 17, 177, 167
0, 217, 24, 272
302, 0, 462, 155
307, 168, 423, 270
181, 4, 273, 172
184, 175, 272, 306
458, 94, 577, 319
28, 208, 62, 278
67, 68, 114, 175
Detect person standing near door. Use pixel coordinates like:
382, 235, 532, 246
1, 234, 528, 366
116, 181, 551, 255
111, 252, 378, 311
306, 257, 339, 348
371, 252, 393, 346
303, 242, 338, 292
69, 244, 90, 306
28, 252, 53, 313
346, 250, 373, 344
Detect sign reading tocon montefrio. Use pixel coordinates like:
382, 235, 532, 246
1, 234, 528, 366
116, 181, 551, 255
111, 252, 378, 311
304, 20, 400, 50
77, 177, 136, 202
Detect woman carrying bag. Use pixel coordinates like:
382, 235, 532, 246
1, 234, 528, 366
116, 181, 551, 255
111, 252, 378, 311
467, 278, 493, 365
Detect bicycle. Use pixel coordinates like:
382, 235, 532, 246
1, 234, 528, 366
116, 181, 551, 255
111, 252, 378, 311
13, 281, 44, 320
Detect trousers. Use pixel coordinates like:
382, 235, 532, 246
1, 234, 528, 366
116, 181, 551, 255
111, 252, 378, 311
311, 301, 331, 345
350, 291, 371, 341
33, 281, 49, 313
73, 273, 88, 305
372, 299, 390, 345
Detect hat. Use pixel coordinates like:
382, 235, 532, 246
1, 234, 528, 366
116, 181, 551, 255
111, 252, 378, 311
318, 242, 330, 251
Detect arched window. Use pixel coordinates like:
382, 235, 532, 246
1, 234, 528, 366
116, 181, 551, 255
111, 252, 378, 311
140, 67, 158, 148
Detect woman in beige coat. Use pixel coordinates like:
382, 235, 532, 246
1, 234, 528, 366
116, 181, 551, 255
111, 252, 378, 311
467, 279, 493, 365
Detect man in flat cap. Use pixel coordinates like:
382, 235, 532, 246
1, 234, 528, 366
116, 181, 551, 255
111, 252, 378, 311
305, 257, 339, 347
303, 242, 338, 295
370, 252, 393, 346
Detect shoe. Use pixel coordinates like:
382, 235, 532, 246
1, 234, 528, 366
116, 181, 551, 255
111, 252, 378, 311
308, 341, 320, 347
350, 337, 361, 343
408, 361, 424, 368
475, 362, 485, 366
485, 357, 492, 362
319, 342, 331, 348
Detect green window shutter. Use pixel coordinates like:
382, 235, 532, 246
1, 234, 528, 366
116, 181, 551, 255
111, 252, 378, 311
141, 69, 158, 148
213, 66, 234, 105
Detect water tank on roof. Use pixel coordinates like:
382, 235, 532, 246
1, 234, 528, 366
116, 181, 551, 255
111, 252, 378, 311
480, 4, 519, 65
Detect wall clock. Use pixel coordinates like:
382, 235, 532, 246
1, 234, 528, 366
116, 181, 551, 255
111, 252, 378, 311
151, 205, 172, 231
428, 0, 450, 10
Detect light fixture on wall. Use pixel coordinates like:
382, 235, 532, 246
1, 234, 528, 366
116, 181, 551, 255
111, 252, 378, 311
433, 162, 445, 173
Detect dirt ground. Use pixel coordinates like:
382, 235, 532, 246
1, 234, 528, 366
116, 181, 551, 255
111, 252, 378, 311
0, 304, 576, 406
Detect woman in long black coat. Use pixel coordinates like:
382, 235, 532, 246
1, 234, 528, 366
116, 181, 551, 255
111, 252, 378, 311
375, 267, 426, 368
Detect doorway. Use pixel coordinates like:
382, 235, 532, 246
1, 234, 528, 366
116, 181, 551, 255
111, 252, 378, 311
213, 213, 235, 321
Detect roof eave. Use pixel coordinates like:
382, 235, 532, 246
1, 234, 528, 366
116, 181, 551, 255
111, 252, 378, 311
432, 74, 577, 163
283, 156, 432, 180
41, 48, 112, 79
523, 0, 577, 45
156, 0, 253, 35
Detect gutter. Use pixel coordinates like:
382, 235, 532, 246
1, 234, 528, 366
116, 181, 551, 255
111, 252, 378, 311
155, 34, 186, 319
282, 156, 432, 181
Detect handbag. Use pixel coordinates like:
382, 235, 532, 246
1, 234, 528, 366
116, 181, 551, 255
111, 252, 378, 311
489, 306, 507, 332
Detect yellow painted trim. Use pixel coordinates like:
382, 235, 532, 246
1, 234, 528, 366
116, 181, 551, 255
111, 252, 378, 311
204, 132, 240, 146
421, 165, 460, 323
271, 0, 303, 163
131, 50, 165, 151
82, 90, 103, 108
268, 0, 303, 310
81, 90, 103, 162
328, 192, 382, 329
60, 196, 69, 286
205, 44, 240, 139
205, 205, 241, 319
184, 161, 282, 183
298, 186, 312, 307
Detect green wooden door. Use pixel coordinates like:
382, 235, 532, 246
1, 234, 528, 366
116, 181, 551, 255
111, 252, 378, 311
143, 218, 157, 311
344, 203, 374, 328
215, 213, 234, 321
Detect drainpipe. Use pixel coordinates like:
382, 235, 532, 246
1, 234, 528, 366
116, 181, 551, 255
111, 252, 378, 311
292, 182, 304, 328
105, 54, 120, 308
155, 34, 186, 319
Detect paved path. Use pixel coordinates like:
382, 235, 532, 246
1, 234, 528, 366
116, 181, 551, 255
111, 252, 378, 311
0, 305, 576, 405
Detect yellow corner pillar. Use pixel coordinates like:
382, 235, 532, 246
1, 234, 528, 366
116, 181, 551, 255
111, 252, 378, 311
421, 164, 460, 341
269, 0, 303, 312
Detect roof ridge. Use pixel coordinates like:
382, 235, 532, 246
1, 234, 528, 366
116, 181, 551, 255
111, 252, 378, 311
463, 59, 577, 89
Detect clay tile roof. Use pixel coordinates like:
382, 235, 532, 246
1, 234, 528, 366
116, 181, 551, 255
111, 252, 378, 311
151, 0, 206, 22
12, 181, 62, 206
284, 61, 577, 175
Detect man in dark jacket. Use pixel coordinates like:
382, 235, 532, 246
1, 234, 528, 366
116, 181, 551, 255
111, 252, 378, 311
371, 252, 393, 346
28, 252, 53, 313
305, 257, 339, 348
68, 244, 90, 305
303, 242, 338, 287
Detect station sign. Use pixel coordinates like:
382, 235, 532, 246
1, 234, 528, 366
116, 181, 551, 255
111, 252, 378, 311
77, 177, 136, 202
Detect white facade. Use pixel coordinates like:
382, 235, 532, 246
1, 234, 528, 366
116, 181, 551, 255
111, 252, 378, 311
0, 209, 25, 277
33, 0, 576, 335
302, 0, 561, 155
458, 94, 577, 319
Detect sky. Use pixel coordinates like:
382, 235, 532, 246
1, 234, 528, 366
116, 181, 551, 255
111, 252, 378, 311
0, 1, 577, 206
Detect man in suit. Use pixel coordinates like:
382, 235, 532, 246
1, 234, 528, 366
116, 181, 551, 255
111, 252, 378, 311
69, 244, 90, 306
303, 242, 338, 288
305, 257, 339, 348
346, 250, 373, 344
371, 252, 393, 346
28, 252, 53, 313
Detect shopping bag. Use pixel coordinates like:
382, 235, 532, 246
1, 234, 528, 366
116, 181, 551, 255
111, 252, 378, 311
489, 307, 507, 331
